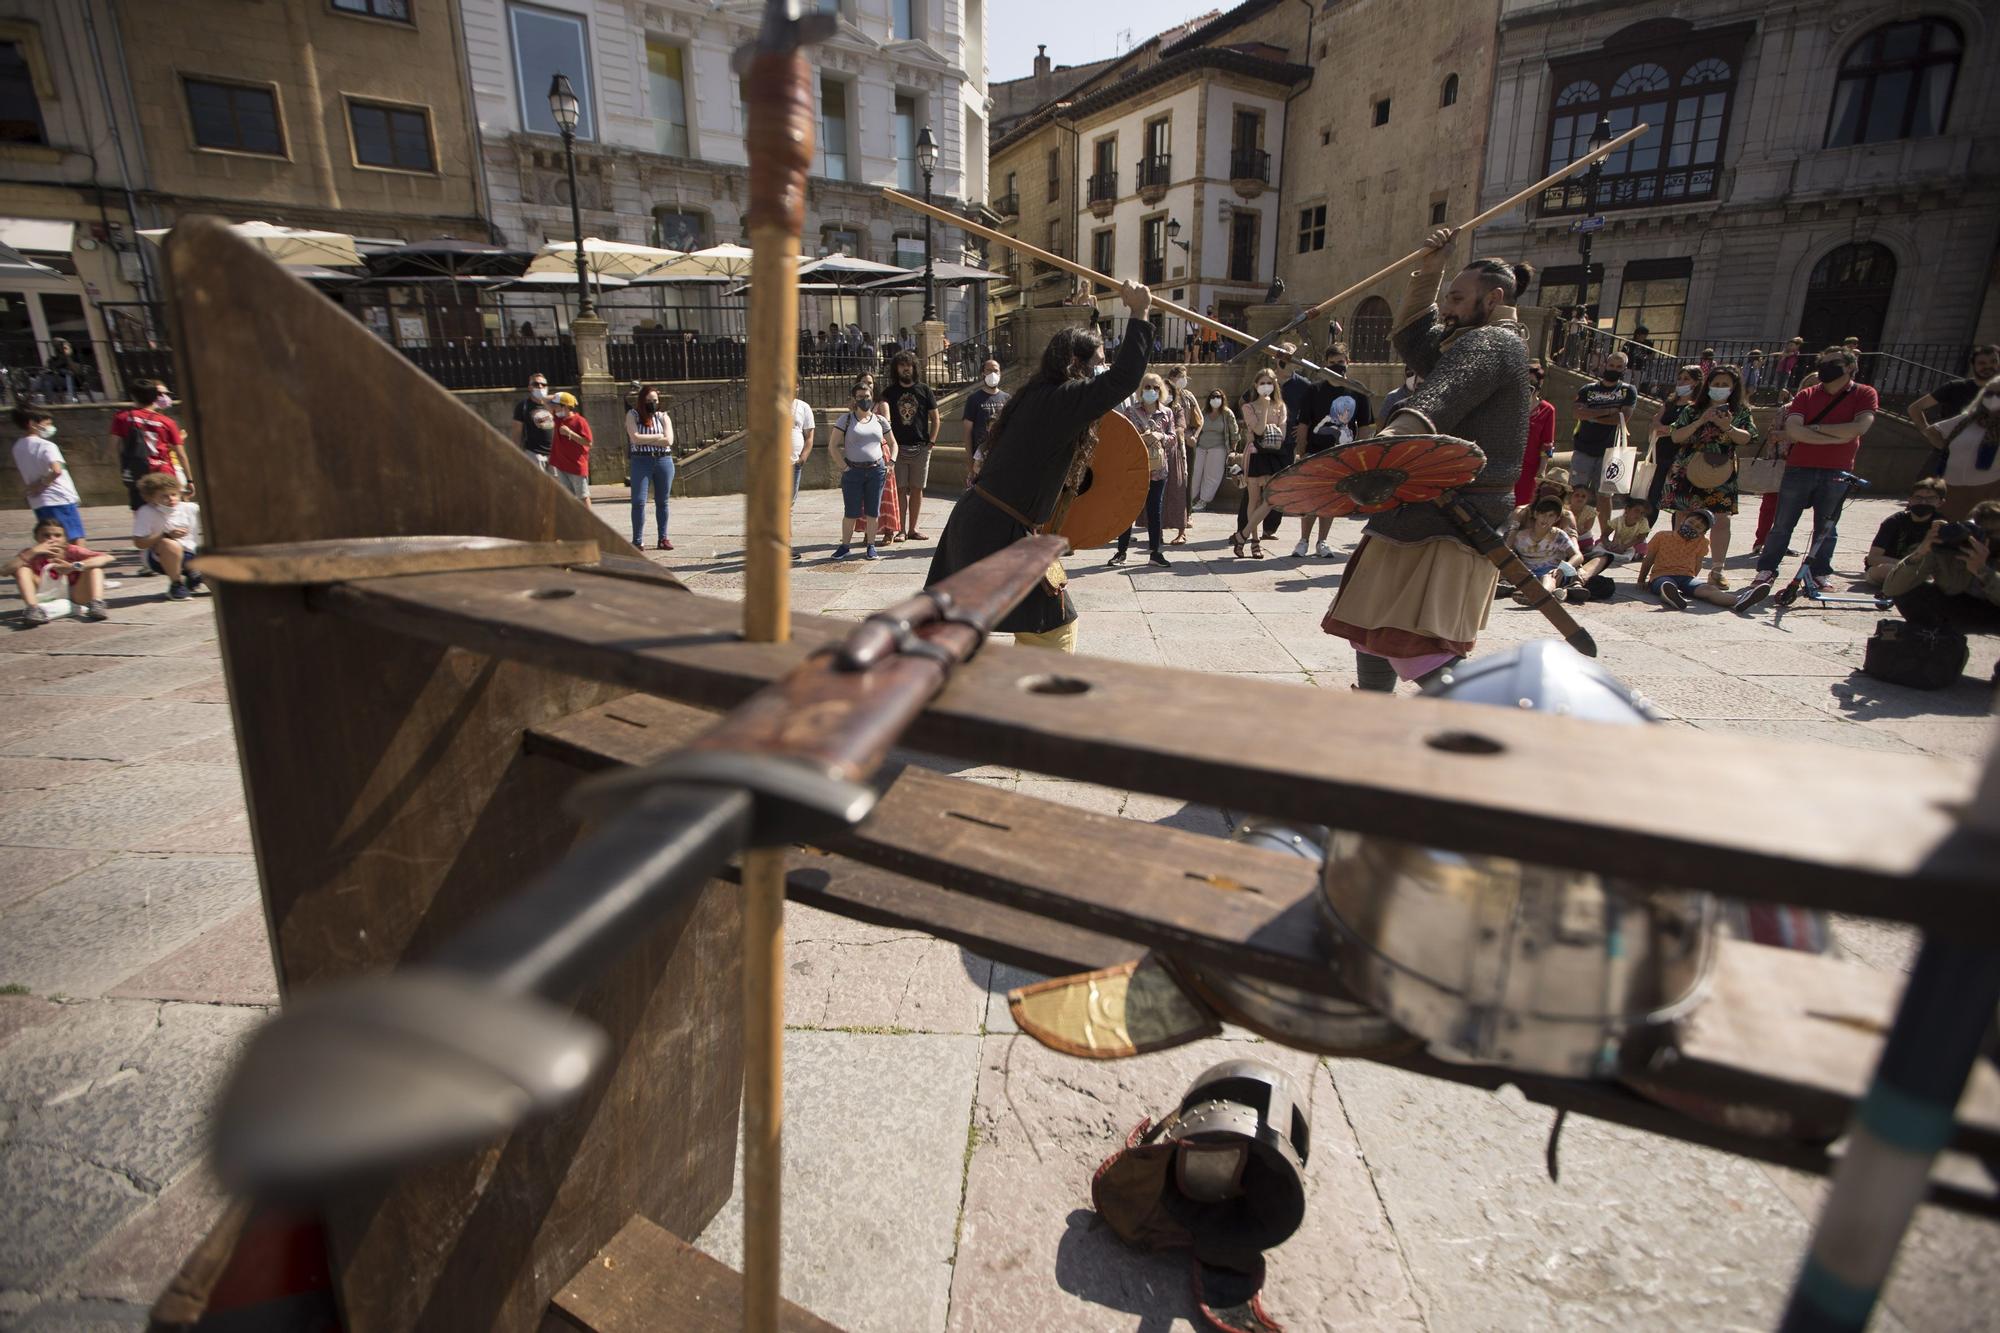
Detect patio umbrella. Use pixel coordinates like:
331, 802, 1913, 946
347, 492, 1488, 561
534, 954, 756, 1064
797, 254, 911, 285
499, 271, 631, 291
526, 238, 682, 280
360, 237, 535, 281
854, 260, 1004, 291
139, 220, 363, 267
645, 243, 757, 281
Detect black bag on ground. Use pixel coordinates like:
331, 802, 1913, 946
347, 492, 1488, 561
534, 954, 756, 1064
1586, 574, 1616, 601
1862, 618, 1967, 690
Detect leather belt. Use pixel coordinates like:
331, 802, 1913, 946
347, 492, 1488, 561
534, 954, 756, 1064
969, 484, 1037, 529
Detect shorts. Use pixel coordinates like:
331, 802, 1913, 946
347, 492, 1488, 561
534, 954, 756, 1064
1650, 574, 1697, 595
553, 470, 590, 499
33, 503, 83, 541
1568, 450, 1606, 491
144, 544, 200, 577
841, 462, 886, 519
528, 452, 556, 476
1526, 559, 1577, 585
895, 448, 932, 495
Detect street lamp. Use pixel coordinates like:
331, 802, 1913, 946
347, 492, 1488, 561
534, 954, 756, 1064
1166, 216, 1190, 256
1574, 113, 1612, 336
548, 73, 594, 319
916, 125, 939, 323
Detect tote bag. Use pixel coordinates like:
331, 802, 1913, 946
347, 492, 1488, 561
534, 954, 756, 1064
1597, 420, 1636, 497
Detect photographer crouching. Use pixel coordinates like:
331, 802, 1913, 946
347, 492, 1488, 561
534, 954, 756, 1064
1881, 500, 2000, 633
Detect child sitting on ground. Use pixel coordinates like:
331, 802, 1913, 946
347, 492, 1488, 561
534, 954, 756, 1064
1568, 497, 1655, 602
133, 471, 204, 601
1506, 495, 1582, 605
1567, 483, 1602, 550
1639, 508, 1769, 613
6, 518, 113, 624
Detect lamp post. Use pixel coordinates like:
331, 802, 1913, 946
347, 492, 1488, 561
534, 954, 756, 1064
1166, 216, 1190, 257
548, 73, 594, 319
916, 126, 939, 324
1574, 113, 1612, 335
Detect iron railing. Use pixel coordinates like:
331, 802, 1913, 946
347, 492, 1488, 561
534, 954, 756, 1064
1230, 148, 1270, 183
0, 336, 111, 405
1553, 326, 1969, 412
993, 191, 1019, 218
1087, 171, 1118, 205
1137, 154, 1171, 191
1142, 256, 1165, 286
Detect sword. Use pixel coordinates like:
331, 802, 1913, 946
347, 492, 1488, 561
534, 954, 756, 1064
1435, 493, 1598, 658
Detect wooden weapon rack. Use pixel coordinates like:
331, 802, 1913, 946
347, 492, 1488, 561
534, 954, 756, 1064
156, 219, 1998, 1333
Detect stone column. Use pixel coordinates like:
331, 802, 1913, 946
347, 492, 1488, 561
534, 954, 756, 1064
570, 314, 628, 486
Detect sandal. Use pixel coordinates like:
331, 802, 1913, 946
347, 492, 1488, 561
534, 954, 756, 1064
1248, 539, 1265, 559
1170, 532, 1188, 545
1230, 532, 1245, 558
1707, 569, 1730, 589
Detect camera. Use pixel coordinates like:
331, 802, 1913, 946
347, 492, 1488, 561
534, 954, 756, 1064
1932, 521, 1976, 552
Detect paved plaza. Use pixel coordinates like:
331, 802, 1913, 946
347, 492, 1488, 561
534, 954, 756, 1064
1, 489, 1995, 1331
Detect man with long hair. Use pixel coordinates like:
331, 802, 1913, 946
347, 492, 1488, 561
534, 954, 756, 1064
926, 280, 1153, 651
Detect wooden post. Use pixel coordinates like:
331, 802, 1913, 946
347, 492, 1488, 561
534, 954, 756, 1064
741, 27, 815, 1332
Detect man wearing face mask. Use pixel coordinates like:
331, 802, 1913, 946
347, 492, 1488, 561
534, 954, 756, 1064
512, 373, 557, 474
1568, 351, 1634, 534
111, 379, 193, 518
1752, 345, 1877, 591
1924, 373, 2000, 518
926, 280, 1154, 652
1321, 227, 1534, 691
1880, 499, 2000, 634
1910, 344, 1999, 474
962, 358, 1009, 480
1863, 479, 1947, 588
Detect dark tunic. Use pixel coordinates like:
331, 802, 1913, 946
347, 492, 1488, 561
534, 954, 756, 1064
927, 318, 1153, 634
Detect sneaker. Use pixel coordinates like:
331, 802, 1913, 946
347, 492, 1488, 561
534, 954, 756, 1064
1292, 539, 1309, 558
21, 603, 48, 626
1108, 551, 1128, 566
79, 601, 109, 622
1564, 585, 1589, 604
1732, 583, 1771, 616
1148, 551, 1171, 567
1659, 581, 1688, 611
1315, 542, 1334, 559
1750, 570, 1775, 587
831, 545, 851, 562
167, 581, 191, 601
863, 545, 879, 561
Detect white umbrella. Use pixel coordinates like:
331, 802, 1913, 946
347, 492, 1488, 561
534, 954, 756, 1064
500, 271, 631, 290
798, 254, 911, 284
855, 261, 1004, 290
645, 243, 757, 281
526, 238, 682, 279
139, 219, 363, 267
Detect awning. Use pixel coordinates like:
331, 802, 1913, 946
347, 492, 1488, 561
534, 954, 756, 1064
0, 218, 76, 255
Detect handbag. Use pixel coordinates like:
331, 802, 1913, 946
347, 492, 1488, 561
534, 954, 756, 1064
1597, 420, 1635, 496
1863, 618, 1967, 690
1685, 446, 1736, 490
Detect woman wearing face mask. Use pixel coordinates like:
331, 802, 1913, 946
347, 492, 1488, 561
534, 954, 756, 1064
1646, 366, 1702, 514
625, 384, 676, 550
926, 281, 1155, 652
1928, 375, 2000, 520
1663, 365, 1756, 587
856, 371, 901, 540
1161, 366, 1201, 545
1233, 367, 1288, 558
1863, 478, 1947, 587
1112, 372, 1175, 567
831, 386, 890, 561
1190, 385, 1238, 510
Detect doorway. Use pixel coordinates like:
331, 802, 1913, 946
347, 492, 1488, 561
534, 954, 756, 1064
1797, 242, 1894, 352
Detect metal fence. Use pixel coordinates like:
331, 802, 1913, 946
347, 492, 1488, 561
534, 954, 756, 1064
401, 339, 578, 391
1552, 326, 1969, 411
1, 336, 112, 405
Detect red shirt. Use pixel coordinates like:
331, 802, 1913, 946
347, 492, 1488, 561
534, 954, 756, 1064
27, 541, 106, 584
1516, 398, 1557, 505
1784, 382, 1879, 471
110, 408, 185, 475
550, 411, 592, 476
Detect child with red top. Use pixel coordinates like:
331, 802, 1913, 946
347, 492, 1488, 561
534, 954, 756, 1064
111, 378, 192, 530
7, 517, 112, 624
549, 393, 592, 501
1515, 360, 1557, 506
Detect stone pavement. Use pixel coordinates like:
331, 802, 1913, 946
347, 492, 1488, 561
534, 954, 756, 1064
0, 491, 1994, 1331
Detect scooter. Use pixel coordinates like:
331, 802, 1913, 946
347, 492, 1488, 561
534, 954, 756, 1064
1771, 472, 1893, 618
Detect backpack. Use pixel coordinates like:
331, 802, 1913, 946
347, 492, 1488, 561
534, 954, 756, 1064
1862, 618, 1967, 691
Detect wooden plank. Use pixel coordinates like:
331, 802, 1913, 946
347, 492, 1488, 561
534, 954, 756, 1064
326, 564, 2000, 937
546, 1215, 846, 1333
197, 536, 600, 585
164, 219, 740, 1333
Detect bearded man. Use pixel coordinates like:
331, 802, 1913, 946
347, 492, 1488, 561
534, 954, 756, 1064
1322, 226, 1534, 691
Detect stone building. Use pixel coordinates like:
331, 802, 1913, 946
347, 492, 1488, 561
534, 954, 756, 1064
1476, 1, 2000, 370
459, 0, 986, 339
989, 45, 1117, 142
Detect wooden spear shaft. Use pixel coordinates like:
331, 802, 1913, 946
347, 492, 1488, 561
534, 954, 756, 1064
741, 33, 813, 1333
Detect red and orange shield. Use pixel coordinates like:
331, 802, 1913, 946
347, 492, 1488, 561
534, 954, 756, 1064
1266, 433, 1486, 518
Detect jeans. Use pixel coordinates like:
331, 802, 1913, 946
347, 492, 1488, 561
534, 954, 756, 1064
1756, 466, 1848, 577
841, 462, 886, 519
629, 452, 673, 544
791, 461, 804, 501
1118, 477, 1166, 555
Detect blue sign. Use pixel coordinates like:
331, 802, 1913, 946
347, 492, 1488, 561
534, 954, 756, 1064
1571, 215, 1607, 235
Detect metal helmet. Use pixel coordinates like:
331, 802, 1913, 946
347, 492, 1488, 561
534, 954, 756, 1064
1320, 642, 1717, 1078
1156, 1059, 1311, 1255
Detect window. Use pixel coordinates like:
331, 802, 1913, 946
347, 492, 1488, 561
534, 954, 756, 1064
1091, 228, 1114, 275
1089, 136, 1117, 204
1142, 216, 1165, 284
1232, 109, 1261, 152
1542, 25, 1746, 215
894, 94, 919, 190
1429, 200, 1447, 225
185, 79, 284, 155
1799, 242, 1896, 352
1005, 171, 1016, 197
1534, 263, 1604, 315
350, 101, 433, 171
511, 5, 593, 138
1046, 219, 1061, 257
1372, 99, 1391, 127
1613, 258, 1692, 340
1351, 296, 1393, 361
653, 208, 708, 251
818, 76, 849, 179
1046, 148, 1060, 202
1142, 116, 1170, 182
893, 0, 918, 41
1228, 210, 1257, 283
1825, 19, 1960, 148
0, 42, 47, 146
1297, 205, 1326, 254
1441, 74, 1459, 108
332, 0, 411, 19
893, 232, 926, 268
649, 43, 690, 157
821, 226, 860, 256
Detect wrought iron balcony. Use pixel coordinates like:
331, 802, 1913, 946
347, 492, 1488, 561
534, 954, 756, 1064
1229, 148, 1270, 185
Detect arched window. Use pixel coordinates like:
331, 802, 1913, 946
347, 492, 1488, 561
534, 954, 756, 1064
1440, 74, 1459, 108
1799, 242, 1896, 352
1541, 25, 1744, 216
1825, 18, 1961, 148
1351, 296, 1393, 362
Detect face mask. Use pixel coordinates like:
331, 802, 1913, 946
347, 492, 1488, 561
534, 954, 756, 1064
1908, 504, 1938, 520
1674, 384, 1693, 398
642, 399, 659, 411
1981, 393, 2000, 413
530, 386, 548, 400
36, 423, 55, 439
153, 394, 173, 410
1816, 360, 1845, 380
1256, 382, 1274, 397
1090, 364, 1108, 378
1405, 375, 1418, 390
1707, 387, 1731, 403
1329, 364, 1348, 378
1207, 397, 1223, 410
1678, 524, 1701, 540
1141, 389, 1160, 404
1600, 370, 1624, 382
983, 372, 1000, 389
1169, 377, 1185, 389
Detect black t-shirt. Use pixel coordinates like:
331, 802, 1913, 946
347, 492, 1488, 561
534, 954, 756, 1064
1572, 379, 1636, 456
881, 381, 937, 450
1303, 381, 1373, 446
963, 387, 1009, 453
1931, 378, 1980, 420
1279, 372, 1315, 440
1872, 511, 1936, 560
514, 396, 555, 455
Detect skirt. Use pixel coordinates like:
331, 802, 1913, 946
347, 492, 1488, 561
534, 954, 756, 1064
878, 462, 903, 534
1161, 441, 1190, 530
1322, 533, 1496, 659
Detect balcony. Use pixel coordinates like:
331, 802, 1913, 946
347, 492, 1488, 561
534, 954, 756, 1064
994, 191, 1019, 218
1136, 154, 1171, 203
1540, 168, 1718, 217
1142, 255, 1165, 285
1229, 147, 1270, 196
1087, 170, 1118, 216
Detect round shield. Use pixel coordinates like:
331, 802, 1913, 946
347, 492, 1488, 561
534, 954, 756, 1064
1265, 433, 1486, 518
1053, 410, 1152, 549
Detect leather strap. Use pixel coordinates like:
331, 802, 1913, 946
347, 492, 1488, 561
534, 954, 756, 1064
969, 483, 1037, 529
